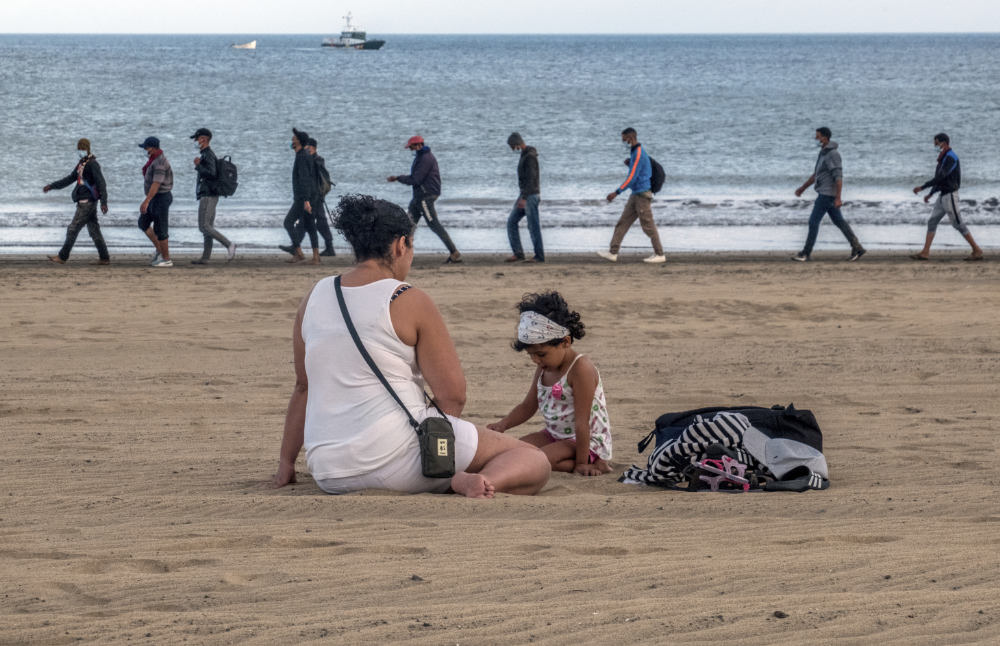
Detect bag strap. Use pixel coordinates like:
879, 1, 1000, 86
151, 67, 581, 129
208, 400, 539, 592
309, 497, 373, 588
334, 275, 445, 432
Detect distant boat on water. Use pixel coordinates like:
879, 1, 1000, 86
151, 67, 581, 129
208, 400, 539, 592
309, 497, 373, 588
322, 13, 385, 50
232, 40, 257, 50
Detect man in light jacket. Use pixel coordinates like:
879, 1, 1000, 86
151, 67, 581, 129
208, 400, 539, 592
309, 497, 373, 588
792, 127, 865, 262
505, 132, 544, 263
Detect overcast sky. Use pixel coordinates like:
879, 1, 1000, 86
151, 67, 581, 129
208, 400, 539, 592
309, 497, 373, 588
2, 0, 998, 34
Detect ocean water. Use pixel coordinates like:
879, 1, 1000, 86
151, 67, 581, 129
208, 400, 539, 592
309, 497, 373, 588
2, 33, 999, 254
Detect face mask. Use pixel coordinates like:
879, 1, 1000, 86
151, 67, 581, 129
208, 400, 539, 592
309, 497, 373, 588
816, 140, 824, 148
79, 151, 87, 159
623, 141, 632, 151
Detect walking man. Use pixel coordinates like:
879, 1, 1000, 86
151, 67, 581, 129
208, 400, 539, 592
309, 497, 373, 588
911, 133, 983, 261
285, 137, 336, 256
190, 128, 236, 264
388, 135, 462, 263
792, 127, 865, 262
138, 136, 174, 268
282, 128, 320, 264
505, 132, 543, 263
44, 138, 110, 265
598, 127, 665, 263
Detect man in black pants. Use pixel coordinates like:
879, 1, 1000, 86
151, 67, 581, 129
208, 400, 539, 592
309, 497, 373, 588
283, 137, 335, 257
281, 128, 320, 264
45, 138, 110, 265
388, 135, 462, 263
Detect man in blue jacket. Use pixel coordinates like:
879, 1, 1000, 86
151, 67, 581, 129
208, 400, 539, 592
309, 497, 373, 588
598, 127, 665, 263
388, 135, 462, 263
910, 133, 983, 261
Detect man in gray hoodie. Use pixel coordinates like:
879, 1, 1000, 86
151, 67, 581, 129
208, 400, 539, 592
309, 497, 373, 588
505, 132, 543, 262
792, 127, 865, 262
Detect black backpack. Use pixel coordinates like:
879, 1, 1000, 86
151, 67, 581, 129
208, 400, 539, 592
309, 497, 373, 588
649, 156, 666, 194
213, 155, 239, 197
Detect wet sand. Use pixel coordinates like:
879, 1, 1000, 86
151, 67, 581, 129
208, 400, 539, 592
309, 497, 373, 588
1, 252, 998, 644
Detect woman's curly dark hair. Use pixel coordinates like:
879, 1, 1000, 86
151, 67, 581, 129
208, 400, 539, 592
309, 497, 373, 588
333, 194, 415, 263
512, 291, 586, 351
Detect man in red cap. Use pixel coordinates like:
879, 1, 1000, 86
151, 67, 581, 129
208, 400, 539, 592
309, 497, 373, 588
388, 135, 462, 263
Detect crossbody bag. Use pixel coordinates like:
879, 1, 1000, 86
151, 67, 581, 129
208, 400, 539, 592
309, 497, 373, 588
334, 275, 456, 478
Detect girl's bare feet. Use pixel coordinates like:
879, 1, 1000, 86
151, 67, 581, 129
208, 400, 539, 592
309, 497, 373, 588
593, 458, 612, 474
450, 472, 495, 499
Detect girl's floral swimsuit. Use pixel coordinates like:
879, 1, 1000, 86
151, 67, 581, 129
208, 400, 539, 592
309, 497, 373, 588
536, 354, 612, 460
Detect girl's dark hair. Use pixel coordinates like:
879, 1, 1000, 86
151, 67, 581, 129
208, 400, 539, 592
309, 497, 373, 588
512, 291, 586, 351
333, 194, 416, 263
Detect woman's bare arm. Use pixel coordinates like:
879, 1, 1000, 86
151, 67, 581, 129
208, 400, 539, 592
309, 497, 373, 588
272, 290, 312, 487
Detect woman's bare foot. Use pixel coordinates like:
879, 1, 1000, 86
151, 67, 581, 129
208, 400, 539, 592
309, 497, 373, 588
593, 458, 612, 474
450, 472, 495, 499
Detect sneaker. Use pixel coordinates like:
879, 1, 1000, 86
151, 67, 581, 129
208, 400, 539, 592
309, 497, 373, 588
90, 259, 110, 266
596, 251, 618, 262
152, 258, 173, 268
790, 253, 809, 262
643, 254, 667, 264
227, 243, 237, 261
444, 252, 463, 264
191, 259, 208, 265
150, 250, 161, 265
848, 248, 866, 262
319, 247, 336, 257
278, 244, 296, 256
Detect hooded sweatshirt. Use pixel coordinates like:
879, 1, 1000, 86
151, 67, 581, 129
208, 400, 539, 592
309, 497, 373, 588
516, 146, 540, 198
396, 146, 441, 199
813, 141, 843, 197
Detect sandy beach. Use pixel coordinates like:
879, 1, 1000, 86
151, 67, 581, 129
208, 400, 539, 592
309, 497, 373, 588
1, 251, 998, 645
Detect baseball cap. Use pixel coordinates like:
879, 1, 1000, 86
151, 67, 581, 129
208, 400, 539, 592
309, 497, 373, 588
190, 128, 213, 140
138, 136, 160, 149
405, 135, 424, 148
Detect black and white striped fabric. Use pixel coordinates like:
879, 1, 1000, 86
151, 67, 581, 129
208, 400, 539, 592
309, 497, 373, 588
620, 411, 760, 487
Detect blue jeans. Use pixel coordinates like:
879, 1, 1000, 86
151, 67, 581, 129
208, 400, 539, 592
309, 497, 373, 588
802, 194, 860, 256
506, 194, 543, 261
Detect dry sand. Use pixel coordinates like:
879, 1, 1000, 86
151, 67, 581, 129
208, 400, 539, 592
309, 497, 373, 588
1, 251, 998, 645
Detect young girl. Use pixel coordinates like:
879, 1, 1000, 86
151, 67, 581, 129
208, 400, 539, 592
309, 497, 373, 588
488, 292, 612, 476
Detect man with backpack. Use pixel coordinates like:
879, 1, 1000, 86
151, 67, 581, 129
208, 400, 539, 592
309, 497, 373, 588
44, 138, 111, 265
190, 128, 236, 264
504, 132, 544, 263
598, 127, 665, 264
387, 135, 462, 264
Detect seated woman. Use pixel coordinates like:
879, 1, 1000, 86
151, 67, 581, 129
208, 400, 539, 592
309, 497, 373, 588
271, 194, 551, 498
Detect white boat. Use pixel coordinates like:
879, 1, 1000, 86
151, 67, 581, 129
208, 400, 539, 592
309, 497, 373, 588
322, 13, 385, 50
232, 40, 257, 50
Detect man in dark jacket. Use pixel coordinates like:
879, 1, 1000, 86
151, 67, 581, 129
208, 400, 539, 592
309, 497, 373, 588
387, 135, 462, 263
284, 137, 336, 257
282, 128, 320, 264
505, 132, 543, 262
45, 138, 110, 264
910, 133, 983, 261
191, 128, 236, 264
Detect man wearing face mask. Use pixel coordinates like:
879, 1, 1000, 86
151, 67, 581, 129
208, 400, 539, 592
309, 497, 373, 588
190, 127, 236, 264
910, 133, 983, 261
282, 137, 336, 257
792, 127, 865, 262
44, 138, 110, 265
598, 127, 665, 263
505, 132, 543, 263
138, 136, 174, 268
282, 127, 320, 264
387, 135, 462, 264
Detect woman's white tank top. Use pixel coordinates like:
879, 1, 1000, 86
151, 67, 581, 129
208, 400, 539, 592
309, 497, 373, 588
302, 276, 425, 479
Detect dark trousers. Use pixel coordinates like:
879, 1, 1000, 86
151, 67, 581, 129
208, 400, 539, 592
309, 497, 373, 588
293, 200, 333, 249
284, 199, 318, 249
802, 194, 861, 256
408, 195, 458, 255
59, 201, 109, 261
506, 194, 543, 261
137, 191, 171, 240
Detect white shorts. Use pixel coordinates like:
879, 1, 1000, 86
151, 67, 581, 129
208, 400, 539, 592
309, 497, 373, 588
314, 414, 479, 495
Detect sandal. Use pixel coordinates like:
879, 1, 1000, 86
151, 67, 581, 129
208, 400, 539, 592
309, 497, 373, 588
909, 253, 928, 261
964, 254, 984, 262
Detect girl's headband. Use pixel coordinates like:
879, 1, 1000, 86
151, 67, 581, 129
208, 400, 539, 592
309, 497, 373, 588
517, 311, 569, 345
